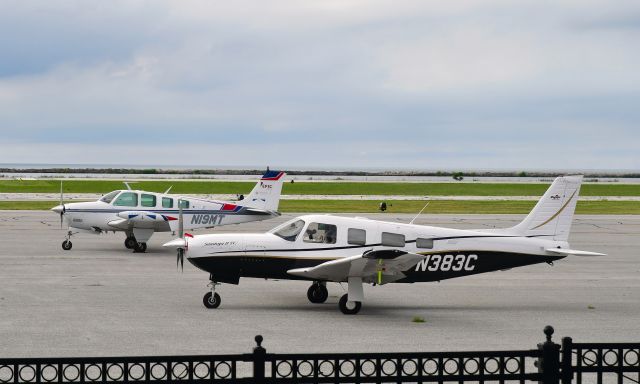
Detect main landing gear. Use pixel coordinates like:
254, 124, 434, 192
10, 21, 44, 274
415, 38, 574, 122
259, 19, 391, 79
125, 235, 147, 253
338, 277, 364, 315
338, 294, 362, 315
305, 280, 363, 314
203, 281, 221, 309
307, 282, 328, 304
124, 236, 137, 249
61, 230, 74, 250
133, 242, 147, 253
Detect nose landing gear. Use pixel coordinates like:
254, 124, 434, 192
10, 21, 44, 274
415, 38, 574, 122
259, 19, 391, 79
203, 281, 221, 309
61, 230, 74, 251
62, 239, 72, 250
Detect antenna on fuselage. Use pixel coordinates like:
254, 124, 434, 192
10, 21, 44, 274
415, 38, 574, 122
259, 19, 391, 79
123, 182, 133, 190
164, 185, 173, 194
409, 200, 430, 225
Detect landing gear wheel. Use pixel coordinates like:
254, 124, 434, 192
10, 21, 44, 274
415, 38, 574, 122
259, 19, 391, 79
203, 292, 221, 309
133, 242, 147, 253
61, 240, 72, 250
124, 237, 137, 249
338, 294, 361, 315
307, 283, 328, 304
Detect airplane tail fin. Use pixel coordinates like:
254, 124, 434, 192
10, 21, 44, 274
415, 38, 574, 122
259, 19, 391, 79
242, 170, 286, 211
509, 175, 583, 241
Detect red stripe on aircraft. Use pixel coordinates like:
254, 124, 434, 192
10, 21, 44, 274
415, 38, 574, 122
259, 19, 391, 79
221, 203, 237, 211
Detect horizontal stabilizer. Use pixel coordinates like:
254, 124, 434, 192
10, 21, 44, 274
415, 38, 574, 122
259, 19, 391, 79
546, 248, 606, 257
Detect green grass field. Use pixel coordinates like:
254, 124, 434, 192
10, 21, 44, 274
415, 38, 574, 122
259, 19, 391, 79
1, 200, 637, 214
1, 179, 639, 196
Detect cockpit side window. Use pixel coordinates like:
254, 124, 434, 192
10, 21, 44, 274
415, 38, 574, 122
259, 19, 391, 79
273, 219, 305, 241
113, 192, 138, 207
100, 191, 120, 204
303, 222, 337, 244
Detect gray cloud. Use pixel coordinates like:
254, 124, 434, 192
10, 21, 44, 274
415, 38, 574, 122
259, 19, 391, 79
0, 0, 638, 170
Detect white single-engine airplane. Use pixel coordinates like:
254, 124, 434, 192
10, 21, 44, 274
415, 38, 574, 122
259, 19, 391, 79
164, 175, 605, 314
51, 170, 285, 252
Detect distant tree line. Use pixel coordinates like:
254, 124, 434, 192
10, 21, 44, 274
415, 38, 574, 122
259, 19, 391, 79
0, 168, 638, 178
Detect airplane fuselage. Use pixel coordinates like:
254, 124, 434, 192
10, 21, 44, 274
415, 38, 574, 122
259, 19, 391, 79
61, 195, 274, 234
184, 214, 566, 284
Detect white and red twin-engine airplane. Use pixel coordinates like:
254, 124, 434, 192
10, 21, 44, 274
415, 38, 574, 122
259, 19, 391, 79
51, 170, 285, 252
164, 175, 605, 314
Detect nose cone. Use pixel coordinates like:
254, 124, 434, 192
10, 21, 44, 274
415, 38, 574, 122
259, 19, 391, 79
163, 238, 187, 248
51, 205, 63, 214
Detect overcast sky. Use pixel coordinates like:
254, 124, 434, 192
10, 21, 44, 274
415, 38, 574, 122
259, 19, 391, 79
1, 1, 638, 170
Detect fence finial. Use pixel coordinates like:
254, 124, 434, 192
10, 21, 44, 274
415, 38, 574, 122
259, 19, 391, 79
255, 335, 264, 348
544, 325, 554, 343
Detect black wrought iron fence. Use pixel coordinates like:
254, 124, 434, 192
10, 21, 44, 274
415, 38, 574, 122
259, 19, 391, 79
561, 338, 640, 384
0, 326, 638, 384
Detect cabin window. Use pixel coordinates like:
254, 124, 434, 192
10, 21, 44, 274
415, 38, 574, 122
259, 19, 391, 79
273, 219, 305, 241
178, 200, 189, 209
348, 228, 366, 245
416, 238, 434, 249
100, 191, 120, 204
303, 222, 337, 244
162, 197, 173, 208
141, 194, 156, 207
381, 232, 405, 247
113, 192, 138, 207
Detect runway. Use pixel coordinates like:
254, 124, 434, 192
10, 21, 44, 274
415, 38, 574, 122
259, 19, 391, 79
0, 211, 638, 357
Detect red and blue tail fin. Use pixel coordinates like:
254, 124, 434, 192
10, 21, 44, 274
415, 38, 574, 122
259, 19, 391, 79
243, 170, 286, 211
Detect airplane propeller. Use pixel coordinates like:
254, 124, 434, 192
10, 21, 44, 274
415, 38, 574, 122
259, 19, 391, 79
59, 181, 66, 228
176, 199, 186, 271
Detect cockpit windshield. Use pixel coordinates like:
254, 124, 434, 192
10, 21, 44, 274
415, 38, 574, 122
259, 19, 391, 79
100, 191, 120, 204
271, 219, 305, 241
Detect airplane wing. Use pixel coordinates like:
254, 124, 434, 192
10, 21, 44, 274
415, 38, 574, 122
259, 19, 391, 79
287, 249, 426, 284
545, 248, 606, 257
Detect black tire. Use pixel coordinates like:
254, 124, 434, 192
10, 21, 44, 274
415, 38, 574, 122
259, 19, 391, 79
338, 294, 361, 315
133, 242, 147, 253
124, 237, 137, 249
307, 284, 328, 304
203, 292, 221, 309
61, 240, 72, 251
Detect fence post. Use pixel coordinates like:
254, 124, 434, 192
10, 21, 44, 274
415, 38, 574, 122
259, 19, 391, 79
537, 325, 561, 384
561, 337, 573, 384
253, 335, 266, 384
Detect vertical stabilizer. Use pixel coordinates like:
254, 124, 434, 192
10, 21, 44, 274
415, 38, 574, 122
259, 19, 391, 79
243, 170, 286, 211
510, 175, 582, 241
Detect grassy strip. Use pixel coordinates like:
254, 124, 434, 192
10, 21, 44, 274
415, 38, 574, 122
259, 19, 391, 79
1, 179, 640, 196
2, 200, 638, 214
